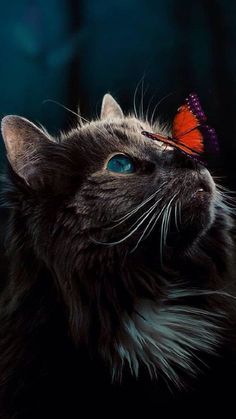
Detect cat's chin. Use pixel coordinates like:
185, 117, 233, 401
168, 202, 215, 253
137, 193, 215, 261
173, 169, 216, 240
181, 187, 215, 233
143, 168, 216, 255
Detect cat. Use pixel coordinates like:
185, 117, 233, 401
0, 93, 236, 417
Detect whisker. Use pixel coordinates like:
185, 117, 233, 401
174, 200, 180, 232
160, 193, 178, 262
113, 191, 159, 225
96, 196, 162, 246
216, 194, 236, 208
163, 206, 171, 248
160, 208, 167, 263
140, 77, 145, 120
150, 92, 174, 127
43, 99, 90, 124
168, 287, 236, 302
42, 99, 107, 136
109, 182, 167, 225
143, 205, 167, 242
133, 76, 145, 119
126, 197, 163, 232
178, 199, 182, 225
145, 93, 156, 125
216, 193, 236, 206
215, 190, 236, 214
139, 79, 148, 121
130, 204, 167, 254
215, 184, 236, 196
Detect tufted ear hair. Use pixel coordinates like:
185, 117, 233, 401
1, 115, 53, 189
100, 93, 124, 119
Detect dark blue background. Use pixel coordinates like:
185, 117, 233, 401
0, 0, 236, 186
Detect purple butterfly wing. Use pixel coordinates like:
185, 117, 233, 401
186, 93, 219, 155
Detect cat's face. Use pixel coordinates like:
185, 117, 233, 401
70, 117, 215, 255
1, 94, 216, 266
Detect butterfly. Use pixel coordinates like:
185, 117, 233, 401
141, 93, 219, 164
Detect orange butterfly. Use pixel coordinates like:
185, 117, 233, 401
141, 93, 218, 163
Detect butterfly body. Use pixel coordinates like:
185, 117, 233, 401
142, 93, 218, 164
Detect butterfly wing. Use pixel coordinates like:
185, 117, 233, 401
142, 93, 218, 164
172, 98, 204, 154
172, 93, 219, 156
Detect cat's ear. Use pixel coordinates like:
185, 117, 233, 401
100, 94, 124, 119
1, 115, 52, 187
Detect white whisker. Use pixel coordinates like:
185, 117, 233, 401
94, 195, 162, 246
127, 198, 163, 232
150, 92, 173, 127
130, 204, 167, 254
133, 76, 145, 119
174, 200, 180, 232
160, 193, 178, 262
108, 182, 167, 226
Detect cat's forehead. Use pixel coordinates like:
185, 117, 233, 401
64, 116, 168, 152
84, 116, 148, 135
102, 117, 146, 131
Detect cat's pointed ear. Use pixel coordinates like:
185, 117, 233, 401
1, 115, 51, 187
100, 94, 124, 119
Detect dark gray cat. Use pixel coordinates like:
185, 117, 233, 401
0, 94, 236, 417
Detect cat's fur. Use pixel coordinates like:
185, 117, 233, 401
0, 93, 236, 417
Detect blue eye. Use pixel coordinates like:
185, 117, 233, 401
107, 154, 135, 174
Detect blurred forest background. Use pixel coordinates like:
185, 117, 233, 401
0, 0, 236, 184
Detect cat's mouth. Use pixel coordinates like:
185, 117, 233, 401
184, 172, 214, 207
191, 181, 212, 199
180, 168, 215, 201
176, 173, 216, 235
195, 187, 208, 195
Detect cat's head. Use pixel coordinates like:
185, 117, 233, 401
1, 94, 231, 384
1, 94, 216, 264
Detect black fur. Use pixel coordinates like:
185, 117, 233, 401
0, 101, 236, 417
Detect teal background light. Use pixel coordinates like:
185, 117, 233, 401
0, 1, 236, 186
